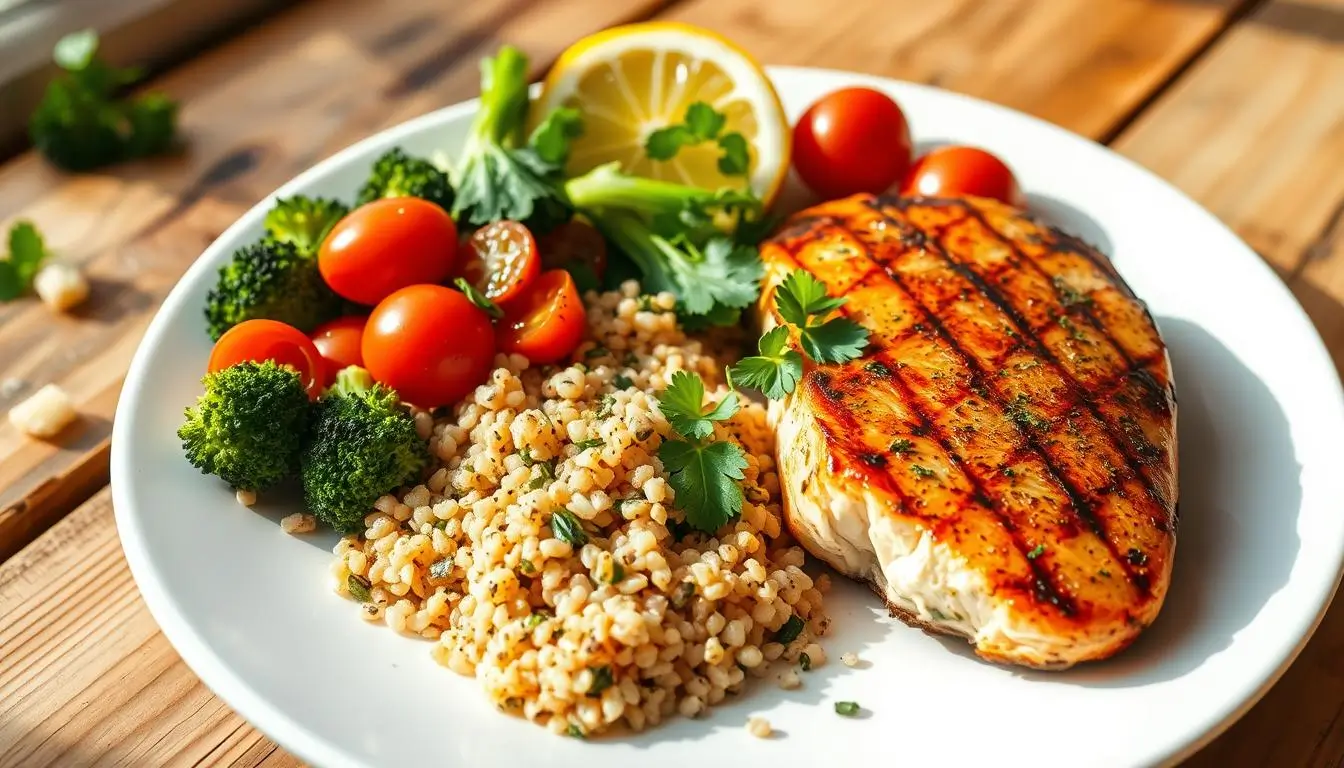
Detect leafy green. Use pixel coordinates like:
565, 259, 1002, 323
835, 701, 860, 716
356, 148, 455, 211
0, 222, 51, 301
347, 574, 372, 602
263, 196, 349, 255
528, 106, 584, 166
550, 508, 588, 547
29, 29, 178, 171
659, 439, 748, 534
774, 615, 805, 644
775, 271, 870, 364
657, 371, 739, 441
644, 101, 750, 178
586, 665, 614, 696
450, 46, 575, 234
727, 326, 803, 400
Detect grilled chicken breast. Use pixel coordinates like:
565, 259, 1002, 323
759, 194, 1177, 669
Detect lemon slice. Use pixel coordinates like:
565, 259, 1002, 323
533, 21, 790, 205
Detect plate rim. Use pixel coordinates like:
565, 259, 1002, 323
110, 64, 1344, 768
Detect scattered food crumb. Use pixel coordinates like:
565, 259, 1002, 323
33, 262, 90, 311
778, 669, 801, 690
802, 642, 827, 668
834, 701, 861, 717
746, 716, 772, 738
8, 383, 76, 438
235, 489, 257, 507
280, 512, 316, 533
816, 573, 832, 593
0, 378, 23, 398
841, 652, 860, 668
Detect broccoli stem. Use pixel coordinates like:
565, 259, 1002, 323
465, 45, 531, 154
328, 365, 374, 398
587, 209, 687, 294
564, 162, 708, 215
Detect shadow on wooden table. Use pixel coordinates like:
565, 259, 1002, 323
1019, 317, 1303, 689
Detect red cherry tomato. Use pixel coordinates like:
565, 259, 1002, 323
310, 315, 367, 375
792, 87, 913, 199
901, 146, 1025, 207
453, 220, 542, 304
362, 284, 495, 408
208, 319, 326, 398
496, 269, 587, 365
537, 220, 608, 284
318, 198, 457, 306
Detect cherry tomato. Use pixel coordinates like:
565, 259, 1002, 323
208, 319, 326, 398
496, 269, 586, 365
362, 285, 495, 408
453, 220, 542, 304
318, 198, 457, 306
310, 315, 367, 375
537, 220, 608, 285
901, 146, 1025, 207
792, 87, 913, 199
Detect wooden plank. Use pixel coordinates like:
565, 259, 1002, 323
0, 487, 300, 768
0, 0, 671, 561
1104, 1, 1344, 764
659, 0, 1250, 140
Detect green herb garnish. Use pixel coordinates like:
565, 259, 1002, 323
586, 665, 614, 696
656, 372, 747, 534
453, 277, 503, 319
774, 615, 805, 644
574, 438, 605, 451
0, 222, 50, 301
347, 574, 372, 602
726, 326, 803, 400
799, 652, 812, 671
644, 101, 750, 177
834, 701, 860, 717
551, 508, 588, 547
1027, 544, 1046, 560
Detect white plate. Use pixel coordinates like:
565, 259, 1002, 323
112, 67, 1344, 768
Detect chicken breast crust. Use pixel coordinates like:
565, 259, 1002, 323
759, 193, 1177, 669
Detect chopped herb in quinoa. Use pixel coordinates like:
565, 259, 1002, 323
550, 508, 588, 546
347, 574, 372, 602
774, 615, 805, 644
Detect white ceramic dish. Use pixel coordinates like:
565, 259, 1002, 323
112, 67, 1344, 768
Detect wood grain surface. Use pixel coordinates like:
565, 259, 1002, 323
1, 0, 1343, 765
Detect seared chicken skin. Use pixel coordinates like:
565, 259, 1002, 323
759, 194, 1177, 669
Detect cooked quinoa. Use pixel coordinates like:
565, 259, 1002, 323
329, 282, 828, 736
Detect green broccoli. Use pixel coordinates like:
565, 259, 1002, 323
178, 360, 313, 491
450, 46, 579, 235
29, 29, 178, 172
204, 238, 344, 341
263, 196, 349, 255
301, 366, 430, 534
356, 148, 455, 211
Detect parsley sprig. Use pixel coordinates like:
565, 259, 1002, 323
655, 371, 748, 534
0, 222, 50, 301
645, 102, 750, 177
728, 272, 870, 399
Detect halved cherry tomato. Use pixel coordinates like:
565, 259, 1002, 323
208, 319, 326, 398
792, 87, 913, 199
496, 269, 586, 365
537, 220, 607, 287
452, 221, 542, 305
901, 146, 1025, 208
310, 315, 367, 375
362, 284, 495, 408
318, 198, 457, 306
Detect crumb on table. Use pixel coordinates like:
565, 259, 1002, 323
235, 489, 257, 507
281, 512, 316, 534
778, 669, 801, 690
8, 383, 77, 438
841, 652, 860, 667
746, 716, 772, 738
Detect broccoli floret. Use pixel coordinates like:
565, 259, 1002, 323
204, 238, 343, 341
178, 360, 313, 491
356, 148, 455, 212
301, 366, 430, 533
264, 196, 349, 255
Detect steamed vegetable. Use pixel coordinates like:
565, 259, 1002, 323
29, 29, 178, 171
357, 147, 456, 211
300, 366, 429, 533
204, 238, 343, 341
263, 196, 349, 255
178, 360, 314, 491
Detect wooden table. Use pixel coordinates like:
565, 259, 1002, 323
1, 0, 1341, 764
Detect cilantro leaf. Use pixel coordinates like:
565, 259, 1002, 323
670, 237, 763, 316
657, 371, 739, 441
716, 132, 750, 176
684, 102, 726, 139
528, 106, 584, 166
776, 271, 846, 327
728, 326, 804, 400
0, 221, 51, 300
645, 125, 695, 161
802, 317, 871, 364
644, 101, 736, 166
658, 438, 747, 533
